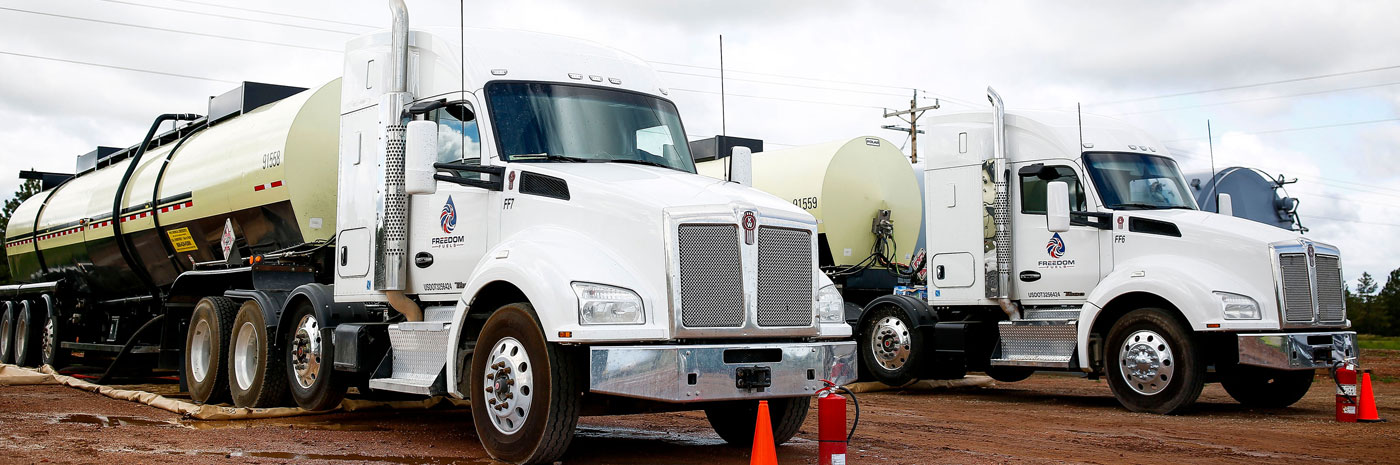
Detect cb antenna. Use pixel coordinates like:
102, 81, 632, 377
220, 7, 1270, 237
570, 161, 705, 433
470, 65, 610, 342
1207, 119, 1219, 212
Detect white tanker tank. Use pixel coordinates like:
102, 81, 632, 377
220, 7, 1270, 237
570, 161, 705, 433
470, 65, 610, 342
696, 136, 922, 305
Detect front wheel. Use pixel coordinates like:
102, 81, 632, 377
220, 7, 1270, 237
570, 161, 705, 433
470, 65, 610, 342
285, 302, 346, 411
858, 305, 923, 386
704, 397, 810, 447
1104, 308, 1204, 414
1220, 365, 1314, 408
470, 303, 580, 465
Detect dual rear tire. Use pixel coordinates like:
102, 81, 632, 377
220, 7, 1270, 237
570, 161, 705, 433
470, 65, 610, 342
185, 297, 342, 410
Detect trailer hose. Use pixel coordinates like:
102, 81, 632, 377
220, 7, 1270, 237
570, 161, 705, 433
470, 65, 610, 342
95, 314, 166, 385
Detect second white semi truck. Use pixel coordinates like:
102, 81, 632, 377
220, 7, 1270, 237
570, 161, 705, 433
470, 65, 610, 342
0, 3, 854, 463
854, 88, 1356, 413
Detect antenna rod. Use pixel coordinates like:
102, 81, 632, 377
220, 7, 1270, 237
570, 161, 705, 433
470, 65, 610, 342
1207, 119, 1219, 212
719, 34, 726, 137
1077, 103, 1084, 154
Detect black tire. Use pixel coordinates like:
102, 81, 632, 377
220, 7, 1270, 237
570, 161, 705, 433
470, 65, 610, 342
186, 297, 239, 404
285, 302, 346, 411
858, 304, 923, 386
704, 397, 811, 447
470, 303, 580, 465
985, 366, 1035, 383
0, 303, 15, 364
228, 300, 289, 408
1220, 365, 1314, 408
39, 296, 67, 369
1104, 308, 1204, 414
14, 301, 43, 367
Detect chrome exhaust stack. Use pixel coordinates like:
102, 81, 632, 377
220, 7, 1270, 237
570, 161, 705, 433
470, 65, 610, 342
376, 0, 421, 321
986, 87, 1015, 318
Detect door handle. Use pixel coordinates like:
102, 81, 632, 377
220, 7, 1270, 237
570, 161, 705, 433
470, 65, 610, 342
415, 252, 434, 268
936, 265, 945, 280
339, 246, 347, 266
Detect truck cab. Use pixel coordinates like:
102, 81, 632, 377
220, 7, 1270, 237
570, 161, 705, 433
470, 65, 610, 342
857, 88, 1356, 414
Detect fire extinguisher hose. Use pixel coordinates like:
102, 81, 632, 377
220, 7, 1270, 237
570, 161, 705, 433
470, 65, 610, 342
821, 380, 861, 442
1330, 361, 1355, 404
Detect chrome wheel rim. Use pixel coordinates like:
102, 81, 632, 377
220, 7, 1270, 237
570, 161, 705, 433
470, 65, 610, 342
42, 317, 56, 364
14, 310, 28, 360
290, 314, 322, 390
1119, 329, 1174, 396
482, 337, 534, 435
233, 321, 259, 391
189, 319, 212, 383
870, 315, 912, 371
0, 315, 12, 361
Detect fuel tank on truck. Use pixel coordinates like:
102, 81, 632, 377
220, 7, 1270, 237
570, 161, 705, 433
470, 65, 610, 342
3, 80, 342, 297
695, 136, 922, 267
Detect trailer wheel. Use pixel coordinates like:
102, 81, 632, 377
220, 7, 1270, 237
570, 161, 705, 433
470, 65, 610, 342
39, 296, 67, 369
858, 305, 922, 386
1219, 365, 1314, 408
0, 303, 15, 364
14, 301, 43, 367
704, 397, 810, 447
1104, 308, 1204, 414
285, 302, 345, 411
470, 303, 580, 465
228, 300, 289, 408
186, 297, 238, 404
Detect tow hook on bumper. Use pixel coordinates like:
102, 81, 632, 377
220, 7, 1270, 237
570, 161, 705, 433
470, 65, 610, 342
587, 341, 857, 402
1237, 331, 1358, 370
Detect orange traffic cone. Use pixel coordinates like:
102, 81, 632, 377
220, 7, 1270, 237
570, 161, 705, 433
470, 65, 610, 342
750, 400, 778, 465
1358, 370, 1386, 423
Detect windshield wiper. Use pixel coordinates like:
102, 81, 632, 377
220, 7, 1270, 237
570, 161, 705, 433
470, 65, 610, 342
510, 153, 589, 163
1113, 203, 1193, 210
603, 158, 677, 170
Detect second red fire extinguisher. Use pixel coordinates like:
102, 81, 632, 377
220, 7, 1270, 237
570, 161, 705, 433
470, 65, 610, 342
817, 380, 860, 465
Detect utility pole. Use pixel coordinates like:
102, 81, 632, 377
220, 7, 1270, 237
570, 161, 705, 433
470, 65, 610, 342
882, 89, 939, 163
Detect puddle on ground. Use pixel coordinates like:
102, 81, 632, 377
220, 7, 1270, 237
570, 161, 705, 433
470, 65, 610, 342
186, 418, 389, 431
574, 424, 729, 447
53, 413, 180, 428
143, 449, 492, 464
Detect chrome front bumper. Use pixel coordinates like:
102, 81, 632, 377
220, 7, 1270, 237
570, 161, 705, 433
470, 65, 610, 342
587, 341, 857, 403
1237, 331, 1358, 370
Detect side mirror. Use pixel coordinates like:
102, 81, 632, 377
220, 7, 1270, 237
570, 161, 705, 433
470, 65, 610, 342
1046, 181, 1070, 232
728, 146, 753, 187
1217, 193, 1233, 217
405, 120, 438, 195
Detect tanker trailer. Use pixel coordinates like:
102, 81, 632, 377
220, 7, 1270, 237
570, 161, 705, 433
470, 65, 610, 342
695, 136, 923, 309
1, 79, 338, 371
1187, 167, 1304, 231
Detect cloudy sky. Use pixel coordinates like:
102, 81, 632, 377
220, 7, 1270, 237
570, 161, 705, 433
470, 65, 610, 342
2, 0, 1398, 287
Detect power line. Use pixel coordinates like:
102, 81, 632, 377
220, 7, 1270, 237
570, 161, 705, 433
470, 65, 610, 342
167, 0, 377, 29
1089, 63, 1400, 106
650, 60, 916, 92
1169, 149, 1400, 199
95, 0, 360, 35
1162, 117, 1400, 143
670, 87, 886, 110
657, 69, 910, 98
0, 50, 237, 83
1287, 189, 1400, 210
1299, 214, 1400, 228
0, 6, 339, 53
1114, 79, 1400, 116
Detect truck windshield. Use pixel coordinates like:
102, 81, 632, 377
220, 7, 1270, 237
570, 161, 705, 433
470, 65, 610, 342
486, 82, 696, 173
1082, 152, 1197, 210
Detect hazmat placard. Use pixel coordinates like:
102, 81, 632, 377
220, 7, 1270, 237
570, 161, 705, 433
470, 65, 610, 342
166, 227, 198, 252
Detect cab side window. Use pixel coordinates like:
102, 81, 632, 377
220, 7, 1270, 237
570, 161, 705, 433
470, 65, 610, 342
431, 104, 481, 165
1020, 166, 1087, 214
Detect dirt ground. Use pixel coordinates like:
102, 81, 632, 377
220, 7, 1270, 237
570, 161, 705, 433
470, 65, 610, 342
1, 350, 1397, 465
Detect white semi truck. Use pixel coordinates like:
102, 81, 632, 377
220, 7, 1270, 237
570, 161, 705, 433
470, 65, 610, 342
0, 3, 854, 463
853, 88, 1357, 413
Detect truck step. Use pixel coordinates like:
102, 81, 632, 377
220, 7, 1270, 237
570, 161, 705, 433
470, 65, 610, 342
1022, 308, 1080, 321
367, 321, 452, 396
990, 319, 1076, 369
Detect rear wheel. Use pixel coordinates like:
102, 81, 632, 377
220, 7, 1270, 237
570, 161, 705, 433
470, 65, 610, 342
14, 301, 42, 367
1104, 308, 1204, 414
704, 397, 810, 447
1220, 365, 1314, 408
470, 303, 580, 465
0, 303, 15, 364
186, 297, 238, 404
285, 302, 345, 411
39, 296, 67, 369
858, 305, 922, 386
228, 300, 288, 408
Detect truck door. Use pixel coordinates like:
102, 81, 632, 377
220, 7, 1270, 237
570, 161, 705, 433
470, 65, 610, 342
1011, 161, 1101, 303
407, 100, 491, 298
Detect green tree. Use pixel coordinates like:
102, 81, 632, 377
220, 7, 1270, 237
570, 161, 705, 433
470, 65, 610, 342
1349, 272, 1387, 335
1377, 268, 1400, 337
0, 179, 42, 284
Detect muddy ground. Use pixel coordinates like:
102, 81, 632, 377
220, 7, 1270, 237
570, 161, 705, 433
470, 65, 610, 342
1, 350, 1397, 464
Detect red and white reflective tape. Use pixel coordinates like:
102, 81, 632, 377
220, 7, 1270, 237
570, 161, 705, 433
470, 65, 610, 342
159, 200, 194, 213
253, 180, 284, 192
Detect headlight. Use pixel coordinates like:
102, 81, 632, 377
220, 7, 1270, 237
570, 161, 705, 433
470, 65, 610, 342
573, 282, 644, 325
1215, 291, 1260, 320
817, 284, 844, 323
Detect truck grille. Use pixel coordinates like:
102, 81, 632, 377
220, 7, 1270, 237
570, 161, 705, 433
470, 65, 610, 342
1316, 255, 1345, 323
756, 227, 813, 326
1279, 253, 1314, 323
677, 225, 743, 327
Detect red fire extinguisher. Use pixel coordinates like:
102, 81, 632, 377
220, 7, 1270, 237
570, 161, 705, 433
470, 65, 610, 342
818, 380, 859, 465
1333, 361, 1358, 422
